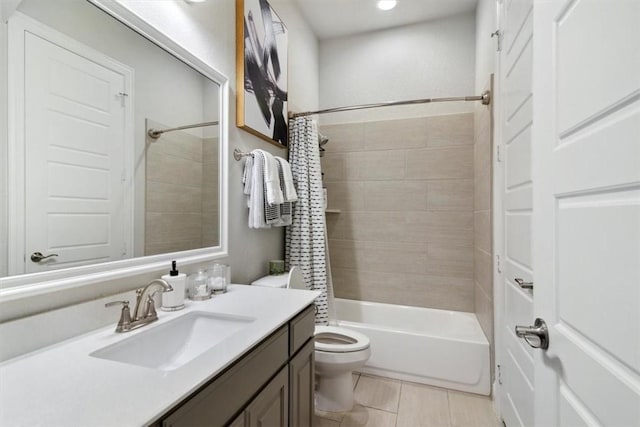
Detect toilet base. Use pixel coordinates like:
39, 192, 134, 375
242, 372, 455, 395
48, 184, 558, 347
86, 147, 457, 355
315, 371, 355, 413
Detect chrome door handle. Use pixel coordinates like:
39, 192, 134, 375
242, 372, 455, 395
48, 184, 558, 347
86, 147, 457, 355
30, 252, 59, 262
515, 318, 549, 350
514, 278, 534, 290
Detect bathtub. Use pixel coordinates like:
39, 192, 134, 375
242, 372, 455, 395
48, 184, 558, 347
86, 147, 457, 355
333, 298, 490, 395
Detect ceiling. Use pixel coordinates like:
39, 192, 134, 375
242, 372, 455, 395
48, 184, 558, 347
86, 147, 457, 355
293, 0, 478, 40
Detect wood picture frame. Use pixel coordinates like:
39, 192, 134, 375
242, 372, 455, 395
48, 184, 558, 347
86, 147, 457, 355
236, 0, 288, 147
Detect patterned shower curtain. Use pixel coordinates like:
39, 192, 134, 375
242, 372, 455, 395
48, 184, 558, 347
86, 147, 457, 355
286, 117, 333, 324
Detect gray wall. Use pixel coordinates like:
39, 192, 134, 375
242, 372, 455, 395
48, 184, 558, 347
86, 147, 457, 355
319, 12, 476, 125
0, 4, 8, 278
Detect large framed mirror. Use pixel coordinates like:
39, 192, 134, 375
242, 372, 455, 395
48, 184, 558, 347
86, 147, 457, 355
0, 0, 229, 297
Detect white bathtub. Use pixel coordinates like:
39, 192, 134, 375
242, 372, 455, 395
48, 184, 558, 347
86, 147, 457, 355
334, 298, 490, 395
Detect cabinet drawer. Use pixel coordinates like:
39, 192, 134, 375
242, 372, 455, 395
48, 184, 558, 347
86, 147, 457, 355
162, 326, 288, 427
289, 305, 315, 355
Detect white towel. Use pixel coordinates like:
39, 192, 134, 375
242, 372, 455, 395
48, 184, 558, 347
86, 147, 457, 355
249, 151, 269, 229
272, 160, 291, 227
275, 157, 298, 202
242, 154, 253, 208
257, 150, 284, 205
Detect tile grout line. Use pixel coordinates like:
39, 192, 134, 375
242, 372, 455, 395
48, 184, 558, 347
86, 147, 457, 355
395, 381, 404, 427
446, 390, 454, 427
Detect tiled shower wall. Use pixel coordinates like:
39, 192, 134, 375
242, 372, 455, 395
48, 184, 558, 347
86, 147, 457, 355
474, 79, 494, 351
321, 113, 476, 312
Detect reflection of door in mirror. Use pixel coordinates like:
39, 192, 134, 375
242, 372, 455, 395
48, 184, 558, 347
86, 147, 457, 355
13, 15, 134, 275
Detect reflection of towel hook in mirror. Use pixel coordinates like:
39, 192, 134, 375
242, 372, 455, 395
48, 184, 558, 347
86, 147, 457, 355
30, 252, 58, 263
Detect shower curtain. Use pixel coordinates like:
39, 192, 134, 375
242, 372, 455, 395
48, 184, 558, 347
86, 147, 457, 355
286, 117, 335, 324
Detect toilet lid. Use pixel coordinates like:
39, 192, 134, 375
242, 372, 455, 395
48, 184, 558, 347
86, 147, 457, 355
315, 326, 370, 353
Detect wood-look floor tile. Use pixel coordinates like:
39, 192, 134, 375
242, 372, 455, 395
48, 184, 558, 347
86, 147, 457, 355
354, 375, 401, 413
448, 391, 502, 427
315, 409, 345, 423
396, 382, 451, 427
315, 415, 342, 427
353, 373, 361, 390
339, 405, 397, 427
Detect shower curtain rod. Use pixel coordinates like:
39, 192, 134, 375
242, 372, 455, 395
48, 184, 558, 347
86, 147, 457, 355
288, 90, 491, 118
147, 120, 219, 140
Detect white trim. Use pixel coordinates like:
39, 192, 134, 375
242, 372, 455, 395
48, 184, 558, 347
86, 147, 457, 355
492, 0, 505, 418
6, 13, 24, 276
1, 3, 230, 302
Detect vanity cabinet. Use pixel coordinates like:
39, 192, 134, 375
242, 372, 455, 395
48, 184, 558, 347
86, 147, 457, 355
289, 339, 315, 427
157, 305, 315, 427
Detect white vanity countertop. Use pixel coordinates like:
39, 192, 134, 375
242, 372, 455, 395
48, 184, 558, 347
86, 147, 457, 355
0, 285, 320, 427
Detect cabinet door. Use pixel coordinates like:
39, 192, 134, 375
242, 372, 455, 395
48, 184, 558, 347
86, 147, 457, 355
228, 413, 246, 427
246, 367, 289, 427
162, 328, 288, 427
289, 339, 314, 427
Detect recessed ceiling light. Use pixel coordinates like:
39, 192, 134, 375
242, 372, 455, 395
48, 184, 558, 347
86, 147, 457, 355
377, 0, 397, 11
184, 0, 206, 3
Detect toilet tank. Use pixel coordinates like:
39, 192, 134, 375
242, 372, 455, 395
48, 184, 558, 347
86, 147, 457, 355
251, 266, 306, 290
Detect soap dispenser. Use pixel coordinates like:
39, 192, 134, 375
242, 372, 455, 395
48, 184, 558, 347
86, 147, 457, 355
161, 260, 186, 311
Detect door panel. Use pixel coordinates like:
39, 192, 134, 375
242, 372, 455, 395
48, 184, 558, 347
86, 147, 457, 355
503, 344, 534, 427
556, 0, 640, 132
499, 0, 535, 425
532, 0, 640, 425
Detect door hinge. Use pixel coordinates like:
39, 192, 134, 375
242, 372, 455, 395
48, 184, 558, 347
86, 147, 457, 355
497, 364, 503, 385
491, 29, 503, 52
496, 144, 503, 162
496, 254, 502, 274
116, 92, 128, 107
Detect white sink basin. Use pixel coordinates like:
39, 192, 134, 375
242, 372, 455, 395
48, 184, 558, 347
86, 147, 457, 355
90, 311, 256, 371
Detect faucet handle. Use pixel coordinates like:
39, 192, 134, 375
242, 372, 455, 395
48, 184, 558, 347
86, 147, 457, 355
105, 300, 132, 333
105, 300, 129, 308
144, 295, 158, 320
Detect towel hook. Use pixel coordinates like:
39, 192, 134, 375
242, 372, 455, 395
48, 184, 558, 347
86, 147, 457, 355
234, 148, 253, 161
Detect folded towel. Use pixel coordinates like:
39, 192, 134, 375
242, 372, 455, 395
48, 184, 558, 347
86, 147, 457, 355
242, 153, 253, 208
275, 157, 298, 202
273, 160, 292, 227
249, 151, 270, 229
257, 149, 284, 205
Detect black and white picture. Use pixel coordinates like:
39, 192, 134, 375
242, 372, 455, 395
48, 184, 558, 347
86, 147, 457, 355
237, 0, 288, 146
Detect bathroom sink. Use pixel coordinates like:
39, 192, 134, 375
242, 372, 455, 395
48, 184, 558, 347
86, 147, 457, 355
90, 311, 256, 371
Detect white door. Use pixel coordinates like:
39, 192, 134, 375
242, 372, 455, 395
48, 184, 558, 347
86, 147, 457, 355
530, 0, 640, 425
497, 0, 536, 425
10, 15, 133, 274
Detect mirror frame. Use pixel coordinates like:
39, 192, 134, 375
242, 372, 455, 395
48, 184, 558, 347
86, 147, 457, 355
0, 0, 229, 302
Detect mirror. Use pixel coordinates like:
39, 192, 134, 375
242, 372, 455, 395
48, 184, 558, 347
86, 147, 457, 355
1, 0, 228, 286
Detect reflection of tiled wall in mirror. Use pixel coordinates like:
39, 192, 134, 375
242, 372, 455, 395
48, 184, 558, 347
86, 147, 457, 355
145, 120, 219, 255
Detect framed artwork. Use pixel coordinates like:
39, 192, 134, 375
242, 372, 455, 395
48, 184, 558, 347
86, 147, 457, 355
236, 0, 288, 147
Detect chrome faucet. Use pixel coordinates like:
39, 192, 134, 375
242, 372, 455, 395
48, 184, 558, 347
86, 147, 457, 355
105, 279, 173, 333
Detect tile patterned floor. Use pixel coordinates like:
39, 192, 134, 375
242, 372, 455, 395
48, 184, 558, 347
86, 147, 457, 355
314, 374, 503, 427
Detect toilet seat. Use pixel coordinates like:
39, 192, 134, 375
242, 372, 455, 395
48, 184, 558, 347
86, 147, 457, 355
315, 326, 370, 353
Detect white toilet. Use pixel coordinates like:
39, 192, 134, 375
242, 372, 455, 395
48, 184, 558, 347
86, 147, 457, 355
252, 267, 370, 412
